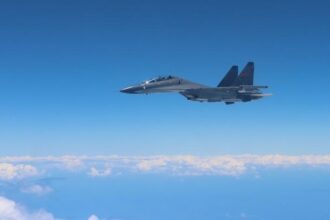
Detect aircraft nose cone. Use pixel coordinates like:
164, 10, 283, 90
120, 86, 139, 94
120, 88, 131, 93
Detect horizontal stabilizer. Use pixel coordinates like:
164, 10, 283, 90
234, 62, 254, 86
217, 65, 238, 87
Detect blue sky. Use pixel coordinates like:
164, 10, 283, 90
1, 0, 330, 155
1, 0, 330, 219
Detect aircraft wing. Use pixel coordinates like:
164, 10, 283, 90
181, 86, 266, 94
180, 86, 270, 102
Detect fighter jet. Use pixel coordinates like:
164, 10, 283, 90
120, 62, 271, 104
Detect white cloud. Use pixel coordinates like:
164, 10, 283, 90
133, 156, 247, 176
88, 215, 99, 220
0, 197, 109, 220
0, 196, 60, 220
136, 157, 167, 171
21, 184, 53, 196
57, 155, 84, 170
0, 163, 39, 180
88, 166, 112, 177
1, 155, 330, 178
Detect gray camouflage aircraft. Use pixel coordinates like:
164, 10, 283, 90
120, 62, 271, 104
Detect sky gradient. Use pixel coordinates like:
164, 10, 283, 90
1, 0, 330, 219
1, 0, 330, 155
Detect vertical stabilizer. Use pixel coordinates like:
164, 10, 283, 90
217, 65, 238, 87
234, 62, 254, 85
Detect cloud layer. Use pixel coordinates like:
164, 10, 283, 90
0, 196, 107, 220
0, 196, 59, 220
0, 155, 330, 220
0, 154, 330, 178
20, 184, 53, 196
0, 163, 39, 180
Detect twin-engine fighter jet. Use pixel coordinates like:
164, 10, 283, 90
120, 62, 271, 104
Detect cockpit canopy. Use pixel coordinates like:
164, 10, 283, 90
143, 75, 175, 84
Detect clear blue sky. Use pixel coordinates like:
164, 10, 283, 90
1, 0, 330, 155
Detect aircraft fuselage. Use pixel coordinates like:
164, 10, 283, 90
120, 62, 271, 104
